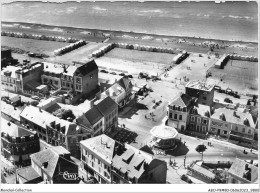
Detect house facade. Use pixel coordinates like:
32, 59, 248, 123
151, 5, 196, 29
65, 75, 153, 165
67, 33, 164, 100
166, 93, 194, 132
1, 119, 40, 166
1, 66, 21, 93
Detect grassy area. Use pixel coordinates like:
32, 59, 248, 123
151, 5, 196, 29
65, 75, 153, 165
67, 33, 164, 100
1, 36, 70, 56
104, 48, 175, 64
46, 42, 107, 64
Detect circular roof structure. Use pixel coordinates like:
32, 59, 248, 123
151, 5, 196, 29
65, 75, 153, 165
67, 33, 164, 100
150, 125, 178, 140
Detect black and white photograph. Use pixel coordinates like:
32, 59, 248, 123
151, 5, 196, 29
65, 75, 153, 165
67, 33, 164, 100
0, 0, 259, 192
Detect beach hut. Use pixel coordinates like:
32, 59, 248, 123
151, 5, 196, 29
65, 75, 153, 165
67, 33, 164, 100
241, 56, 246, 60
158, 47, 162, 52
137, 45, 142, 51
245, 56, 250, 61
253, 57, 258, 62
148, 46, 153, 52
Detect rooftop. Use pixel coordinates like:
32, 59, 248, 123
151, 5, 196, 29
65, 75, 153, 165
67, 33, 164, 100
103, 83, 125, 98
84, 106, 103, 126
80, 134, 116, 164
1, 100, 24, 121
1, 65, 21, 78
169, 93, 193, 108
43, 62, 64, 74
191, 104, 211, 117
228, 158, 258, 183
211, 108, 255, 127
16, 166, 43, 184
1, 118, 35, 137
75, 59, 98, 76
150, 124, 179, 140
20, 106, 78, 136
190, 163, 215, 179
96, 96, 118, 116
185, 80, 215, 92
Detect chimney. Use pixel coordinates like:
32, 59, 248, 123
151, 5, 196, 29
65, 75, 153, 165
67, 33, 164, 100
42, 162, 48, 168
7, 122, 11, 126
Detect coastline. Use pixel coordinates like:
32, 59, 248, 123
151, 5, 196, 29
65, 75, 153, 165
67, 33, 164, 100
2, 21, 258, 45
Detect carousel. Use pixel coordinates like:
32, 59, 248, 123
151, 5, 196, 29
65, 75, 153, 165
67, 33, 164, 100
149, 124, 179, 151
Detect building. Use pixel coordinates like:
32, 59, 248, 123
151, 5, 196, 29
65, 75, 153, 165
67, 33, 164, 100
80, 134, 167, 184
1, 66, 22, 93
1, 48, 18, 69
210, 108, 256, 144
16, 146, 79, 184
149, 124, 179, 151
80, 134, 116, 184
188, 162, 216, 183
166, 93, 194, 132
1, 119, 40, 166
188, 104, 211, 137
100, 77, 133, 109
112, 144, 167, 184
95, 96, 118, 133
185, 81, 215, 106
1, 100, 24, 124
20, 105, 92, 157
227, 158, 258, 184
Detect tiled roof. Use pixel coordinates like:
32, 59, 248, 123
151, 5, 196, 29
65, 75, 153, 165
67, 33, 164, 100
191, 104, 211, 117
211, 108, 255, 127
112, 144, 164, 180
85, 106, 103, 126
1, 119, 35, 137
1, 100, 24, 121
16, 166, 43, 184
96, 96, 118, 116
76, 59, 98, 76
228, 158, 258, 183
80, 134, 115, 164
30, 149, 60, 178
169, 93, 193, 108
190, 163, 215, 179
20, 106, 78, 136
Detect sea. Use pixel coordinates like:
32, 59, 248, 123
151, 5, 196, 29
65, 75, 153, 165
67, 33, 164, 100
1, 1, 258, 42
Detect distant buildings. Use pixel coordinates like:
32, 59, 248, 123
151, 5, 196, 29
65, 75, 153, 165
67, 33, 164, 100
80, 134, 167, 184
227, 158, 258, 184
1, 48, 18, 69
1, 119, 40, 166
16, 146, 79, 184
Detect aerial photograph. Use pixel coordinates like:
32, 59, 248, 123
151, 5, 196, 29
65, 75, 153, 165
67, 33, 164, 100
0, 0, 259, 190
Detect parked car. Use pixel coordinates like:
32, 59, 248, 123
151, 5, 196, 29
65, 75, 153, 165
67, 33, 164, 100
31, 96, 40, 101
139, 72, 148, 79
110, 72, 117, 75
127, 74, 133, 78
100, 69, 108, 73
214, 86, 221, 92
119, 73, 126, 76
181, 174, 192, 183
226, 88, 233, 95
224, 98, 233, 103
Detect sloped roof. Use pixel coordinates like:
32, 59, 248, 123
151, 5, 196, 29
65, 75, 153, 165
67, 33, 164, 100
51, 146, 70, 155
76, 59, 98, 76
16, 166, 43, 184
117, 77, 132, 92
112, 144, 165, 180
228, 158, 258, 183
191, 104, 211, 117
150, 125, 178, 139
1, 65, 21, 78
43, 62, 64, 74
85, 106, 103, 126
20, 106, 78, 136
80, 134, 115, 164
169, 93, 193, 108
96, 96, 118, 116
211, 108, 255, 127
1, 118, 35, 137
1, 100, 24, 121
30, 149, 60, 178
105, 83, 125, 97
190, 163, 215, 179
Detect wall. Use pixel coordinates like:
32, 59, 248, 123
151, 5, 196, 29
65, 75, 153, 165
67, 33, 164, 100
189, 115, 210, 133
168, 107, 188, 131
42, 75, 61, 89
22, 64, 44, 91
210, 118, 231, 137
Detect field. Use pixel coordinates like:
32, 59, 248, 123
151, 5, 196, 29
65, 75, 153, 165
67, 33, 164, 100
95, 48, 176, 75
207, 59, 258, 95
1, 36, 70, 56
46, 42, 107, 64
162, 53, 218, 83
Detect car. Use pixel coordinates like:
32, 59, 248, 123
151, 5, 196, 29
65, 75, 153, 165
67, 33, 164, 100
31, 96, 40, 101
181, 174, 188, 181
224, 98, 233, 103
214, 86, 221, 92
110, 72, 117, 75
100, 69, 108, 73
127, 74, 133, 78
118, 73, 126, 76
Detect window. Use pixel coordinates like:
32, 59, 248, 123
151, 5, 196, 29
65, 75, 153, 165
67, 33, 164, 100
76, 77, 81, 83
191, 116, 195, 122
203, 119, 207, 124
98, 159, 101, 165
169, 113, 172, 119
248, 130, 251, 134
197, 118, 201, 124
202, 126, 206, 133
179, 115, 182, 120
54, 81, 58, 85
203, 96, 207, 100
91, 154, 94, 160
223, 130, 227, 135
90, 74, 93, 79
174, 114, 177, 120
66, 83, 70, 87
62, 82, 65, 86
43, 78, 47, 83
196, 125, 200, 131
242, 128, 245, 132
235, 127, 238, 131
92, 162, 94, 168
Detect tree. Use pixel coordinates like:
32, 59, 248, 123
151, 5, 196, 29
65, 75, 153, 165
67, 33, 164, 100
195, 144, 207, 160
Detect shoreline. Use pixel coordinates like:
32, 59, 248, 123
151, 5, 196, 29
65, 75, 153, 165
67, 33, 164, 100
2, 21, 258, 45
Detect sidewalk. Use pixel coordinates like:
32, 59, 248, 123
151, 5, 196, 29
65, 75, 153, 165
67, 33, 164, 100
209, 137, 258, 155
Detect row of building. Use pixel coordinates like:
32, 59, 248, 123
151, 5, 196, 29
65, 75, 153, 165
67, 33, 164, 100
166, 81, 258, 146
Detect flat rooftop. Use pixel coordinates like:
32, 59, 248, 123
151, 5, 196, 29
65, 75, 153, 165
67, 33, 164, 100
185, 80, 215, 92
